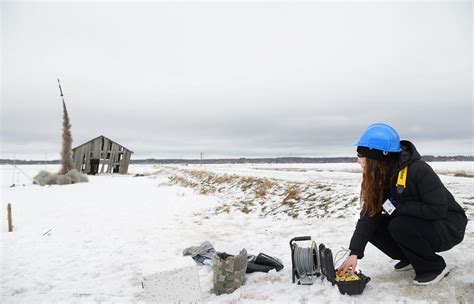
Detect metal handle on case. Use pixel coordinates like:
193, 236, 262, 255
289, 236, 311, 247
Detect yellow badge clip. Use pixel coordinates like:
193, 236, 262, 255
396, 167, 408, 188
396, 166, 408, 194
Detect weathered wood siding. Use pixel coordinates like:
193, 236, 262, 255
120, 151, 132, 174
72, 136, 133, 175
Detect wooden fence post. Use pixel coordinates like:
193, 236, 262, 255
7, 203, 13, 232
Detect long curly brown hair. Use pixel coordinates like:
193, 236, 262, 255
360, 157, 398, 217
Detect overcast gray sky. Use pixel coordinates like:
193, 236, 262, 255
1, 1, 472, 160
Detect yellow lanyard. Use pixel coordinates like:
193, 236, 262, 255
396, 166, 408, 194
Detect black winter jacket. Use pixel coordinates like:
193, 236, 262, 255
349, 140, 467, 258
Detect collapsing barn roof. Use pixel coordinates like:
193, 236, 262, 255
72, 135, 133, 175
73, 135, 134, 153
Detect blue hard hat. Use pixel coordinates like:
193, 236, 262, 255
353, 123, 401, 153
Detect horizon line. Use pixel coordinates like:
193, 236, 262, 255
1, 155, 473, 163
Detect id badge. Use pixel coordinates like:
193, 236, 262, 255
382, 199, 396, 215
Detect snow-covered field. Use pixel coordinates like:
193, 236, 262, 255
1, 162, 473, 303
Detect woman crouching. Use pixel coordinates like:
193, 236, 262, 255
337, 123, 467, 285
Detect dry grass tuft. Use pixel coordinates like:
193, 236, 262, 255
161, 167, 349, 219
215, 204, 232, 214
240, 205, 252, 214
256, 180, 276, 198
239, 200, 255, 214
454, 171, 474, 178
168, 176, 198, 188
282, 186, 300, 206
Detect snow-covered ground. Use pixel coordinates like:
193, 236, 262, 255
1, 163, 473, 303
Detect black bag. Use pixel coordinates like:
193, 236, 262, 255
246, 253, 284, 273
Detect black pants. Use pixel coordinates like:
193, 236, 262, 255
369, 215, 446, 275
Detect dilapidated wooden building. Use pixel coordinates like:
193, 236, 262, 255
72, 135, 133, 175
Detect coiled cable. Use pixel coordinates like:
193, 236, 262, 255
293, 241, 318, 283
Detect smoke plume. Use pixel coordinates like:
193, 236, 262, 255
34, 169, 89, 186
59, 100, 74, 175
33, 79, 89, 186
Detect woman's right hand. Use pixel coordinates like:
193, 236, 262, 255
337, 254, 358, 276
